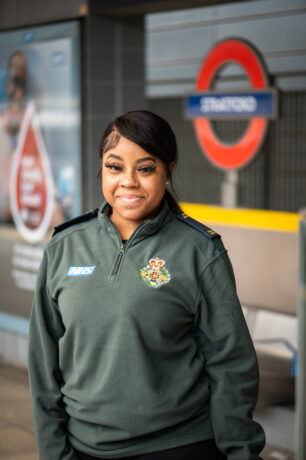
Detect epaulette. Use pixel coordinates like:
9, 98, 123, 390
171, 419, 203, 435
52, 208, 99, 237
176, 212, 220, 240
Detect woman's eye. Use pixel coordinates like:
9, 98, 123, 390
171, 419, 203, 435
138, 165, 156, 174
104, 162, 122, 172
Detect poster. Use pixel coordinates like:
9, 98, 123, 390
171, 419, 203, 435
0, 22, 81, 328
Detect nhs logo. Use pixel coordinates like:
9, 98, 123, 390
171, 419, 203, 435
67, 266, 96, 276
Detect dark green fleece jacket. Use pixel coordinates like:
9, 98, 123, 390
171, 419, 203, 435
28, 201, 265, 459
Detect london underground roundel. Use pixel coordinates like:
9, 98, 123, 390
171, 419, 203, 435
191, 39, 272, 170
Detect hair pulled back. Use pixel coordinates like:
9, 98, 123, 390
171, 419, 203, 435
99, 110, 181, 213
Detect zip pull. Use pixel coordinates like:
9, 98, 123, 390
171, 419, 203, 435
110, 242, 126, 279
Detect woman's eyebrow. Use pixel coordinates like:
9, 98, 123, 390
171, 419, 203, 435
136, 157, 156, 164
106, 153, 123, 161
105, 154, 156, 163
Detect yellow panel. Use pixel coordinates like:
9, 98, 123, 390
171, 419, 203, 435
180, 202, 299, 232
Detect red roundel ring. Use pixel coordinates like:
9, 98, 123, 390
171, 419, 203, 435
194, 39, 268, 170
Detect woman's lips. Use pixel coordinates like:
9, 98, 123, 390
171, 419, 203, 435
118, 195, 143, 204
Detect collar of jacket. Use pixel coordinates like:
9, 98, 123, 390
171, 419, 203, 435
98, 199, 174, 244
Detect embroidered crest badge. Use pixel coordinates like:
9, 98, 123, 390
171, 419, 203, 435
139, 257, 171, 288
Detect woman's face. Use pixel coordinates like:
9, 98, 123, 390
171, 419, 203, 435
102, 135, 171, 234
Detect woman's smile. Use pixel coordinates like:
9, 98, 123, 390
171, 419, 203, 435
117, 195, 144, 205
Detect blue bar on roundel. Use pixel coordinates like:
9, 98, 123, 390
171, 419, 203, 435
185, 90, 277, 119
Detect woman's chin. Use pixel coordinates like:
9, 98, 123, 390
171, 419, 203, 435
115, 207, 146, 224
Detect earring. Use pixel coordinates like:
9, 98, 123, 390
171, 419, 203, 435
166, 181, 169, 185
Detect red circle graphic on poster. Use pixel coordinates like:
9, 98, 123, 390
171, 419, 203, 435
10, 103, 54, 243
194, 38, 268, 169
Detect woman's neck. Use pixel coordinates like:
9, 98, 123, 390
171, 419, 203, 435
109, 213, 140, 240
109, 205, 162, 240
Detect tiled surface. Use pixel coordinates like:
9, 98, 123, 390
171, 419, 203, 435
0, 363, 38, 460
0, 362, 295, 460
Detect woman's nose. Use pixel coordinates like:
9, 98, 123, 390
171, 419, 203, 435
120, 169, 138, 188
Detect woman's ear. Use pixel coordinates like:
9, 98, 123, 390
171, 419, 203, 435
167, 161, 175, 180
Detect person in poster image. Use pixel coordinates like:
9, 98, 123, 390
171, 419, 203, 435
28, 110, 265, 460
0, 51, 27, 222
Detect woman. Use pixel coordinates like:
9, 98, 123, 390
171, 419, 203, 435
28, 110, 265, 460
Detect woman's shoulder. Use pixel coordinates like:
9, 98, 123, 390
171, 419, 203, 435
169, 211, 226, 257
49, 208, 99, 247
175, 212, 220, 240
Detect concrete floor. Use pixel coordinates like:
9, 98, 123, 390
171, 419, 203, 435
0, 362, 295, 460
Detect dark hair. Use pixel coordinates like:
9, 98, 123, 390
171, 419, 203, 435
99, 110, 181, 213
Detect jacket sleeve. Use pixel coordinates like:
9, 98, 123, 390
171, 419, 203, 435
196, 248, 265, 460
28, 247, 78, 460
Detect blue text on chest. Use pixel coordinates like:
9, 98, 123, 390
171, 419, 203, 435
67, 266, 96, 276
